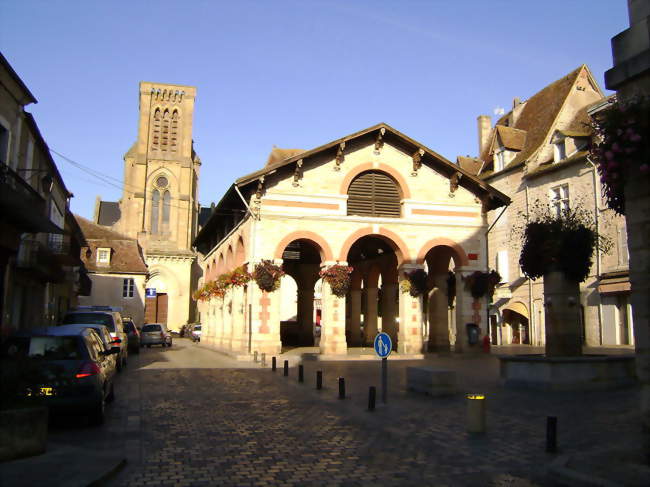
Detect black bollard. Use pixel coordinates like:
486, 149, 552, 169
271, 356, 276, 372
546, 416, 557, 453
368, 386, 376, 412
298, 365, 304, 383
283, 360, 289, 377
261, 353, 266, 367
338, 377, 345, 399
316, 370, 323, 390
253, 351, 258, 363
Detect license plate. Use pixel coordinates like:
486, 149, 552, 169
26, 387, 57, 397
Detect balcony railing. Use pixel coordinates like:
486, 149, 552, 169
16, 238, 65, 282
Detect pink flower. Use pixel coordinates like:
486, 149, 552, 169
612, 142, 621, 152
641, 164, 650, 174
605, 151, 615, 160
630, 134, 642, 142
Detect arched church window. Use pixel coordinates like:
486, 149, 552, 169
161, 109, 170, 151
151, 189, 160, 234
162, 190, 171, 229
347, 171, 401, 218
151, 108, 161, 150
171, 110, 179, 152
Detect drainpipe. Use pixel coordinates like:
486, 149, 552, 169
525, 185, 535, 345
587, 156, 604, 345
485, 202, 509, 345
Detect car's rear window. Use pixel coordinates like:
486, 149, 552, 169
194, 325, 201, 331
123, 322, 136, 332
142, 324, 162, 332
63, 313, 115, 331
1, 336, 81, 360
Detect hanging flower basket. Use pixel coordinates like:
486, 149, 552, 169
319, 264, 353, 298
517, 200, 611, 283
253, 260, 285, 292
462, 270, 501, 299
590, 96, 650, 215
403, 268, 428, 297
227, 266, 252, 287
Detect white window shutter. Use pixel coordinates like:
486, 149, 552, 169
497, 250, 509, 283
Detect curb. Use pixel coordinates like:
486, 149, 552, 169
87, 458, 127, 487
547, 455, 621, 487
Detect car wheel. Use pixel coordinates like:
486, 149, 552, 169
90, 396, 105, 426
106, 383, 115, 403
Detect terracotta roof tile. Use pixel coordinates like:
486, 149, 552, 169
456, 156, 482, 176
496, 126, 526, 151
265, 147, 305, 167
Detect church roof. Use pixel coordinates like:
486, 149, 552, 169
97, 201, 121, 227
75, 215, 148, 275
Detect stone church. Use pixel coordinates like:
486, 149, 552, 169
95, 82, 201, 331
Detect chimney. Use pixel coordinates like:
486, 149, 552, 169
477, 115, 491, 155
511, 97, 526, 126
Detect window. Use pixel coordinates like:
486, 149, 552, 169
495, 149, 506, 171
347, 171, 401, 218
550, 184, 570, 217
496, 250, 509, 283
123, 278, 135, 298
151, 189, 160, 234
0, 122, 9, 165
150, 177, 172, 235
97, 248, 111, 265
618, 226, 629, 267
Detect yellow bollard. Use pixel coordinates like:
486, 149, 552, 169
467, 394, 486, 433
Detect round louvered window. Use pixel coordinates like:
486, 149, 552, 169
156, 176, 168, 188
347, 171, 401, 218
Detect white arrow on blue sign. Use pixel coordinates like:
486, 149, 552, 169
145, 288, 157, 298
374, 332, 392, 358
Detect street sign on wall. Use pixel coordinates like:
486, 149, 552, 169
145, 288, 157, 298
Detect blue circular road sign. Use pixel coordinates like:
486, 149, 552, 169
374, 332, 392, 358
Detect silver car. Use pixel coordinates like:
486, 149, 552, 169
140, 323, 172, 348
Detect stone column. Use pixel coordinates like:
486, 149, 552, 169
249, 267, 282, 356
454, 268, 483, 353
543, 273, 583, 357
397, 264, 424, 354
347, 289, 362, 346
363, 287, 379, 345
229, 286, 246, 353
320, 279, 348, 355
297, 288, 315, 345
381, 284, 398, 348
428, 272, 451, 352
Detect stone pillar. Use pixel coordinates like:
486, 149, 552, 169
381, 284, 398, 348
543, 271, 582, 356
249, 282, 282, 356
454, 268, 484, 353
222, 294, 233, 351
347, 289, 362, 346
363, 287, 379, 345
428, 272, 451, 352
230, 286, 246, 353
320, 280, 348, 355
397, 264, 424, 354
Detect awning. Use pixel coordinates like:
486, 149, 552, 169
598, 280, 631, 295
502, 301, 529, 320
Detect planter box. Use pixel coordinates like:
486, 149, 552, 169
499, 354, 637, 391
406, 367, 457, 396
0, 407, 48, 462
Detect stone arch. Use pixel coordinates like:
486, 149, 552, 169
273, 231, 334, 262
416, 237, 469, 268
217, 253, 225, 275
339, 162, 412, 199
226, 245, 234, 271
338, 226, 411, 265
235, 235, 246, 267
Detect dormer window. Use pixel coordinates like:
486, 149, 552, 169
554, 140, 566, 162
495, 149, 506, 171
97, 247, 111, 265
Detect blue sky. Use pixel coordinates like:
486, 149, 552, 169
0, 1, 627, 220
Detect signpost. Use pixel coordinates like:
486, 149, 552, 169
374, 332, 392, 404
145, 288, 157, 298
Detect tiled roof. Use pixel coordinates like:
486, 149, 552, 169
480, 66, 586, 174
456, 156, 482, 176
97, 201, 121, 226
198, 207, 213, 228
496, 126, 526, 151
75, 215, 148, 274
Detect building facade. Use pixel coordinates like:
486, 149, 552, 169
194, 124, 509, 356
95, 82, 201, 331
1, 52, 88, 339
76, 216, 148, 327
465, 65, 632, 347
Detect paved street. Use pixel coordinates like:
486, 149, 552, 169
95, 340, 644, 487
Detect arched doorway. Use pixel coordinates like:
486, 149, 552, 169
502, 301, 530, 344
346, 235, 400, 349
278, 238, 323, 348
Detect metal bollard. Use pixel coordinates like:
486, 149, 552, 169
261, 353, 266, 367
316, 370, 323, 390
271, 356, 276, 372
298, 365, 304, 383
368, 386, 376, 411
338, 377, 345, 399
466, 394, 486, 433
546, 416, 557, 453
283, 360, 289, 377
253, 351, 258, 363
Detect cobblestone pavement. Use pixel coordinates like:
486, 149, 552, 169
109, 341, 642, 486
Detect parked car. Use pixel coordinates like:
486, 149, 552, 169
62, 308, 128, 370
0, 327, 119, 425
191, 324, 202, 342
43, 324, 119, 373
122, 318, 140, 354
140, 323, 172, 348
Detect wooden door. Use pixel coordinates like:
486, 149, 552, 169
156, 293, 168, 325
